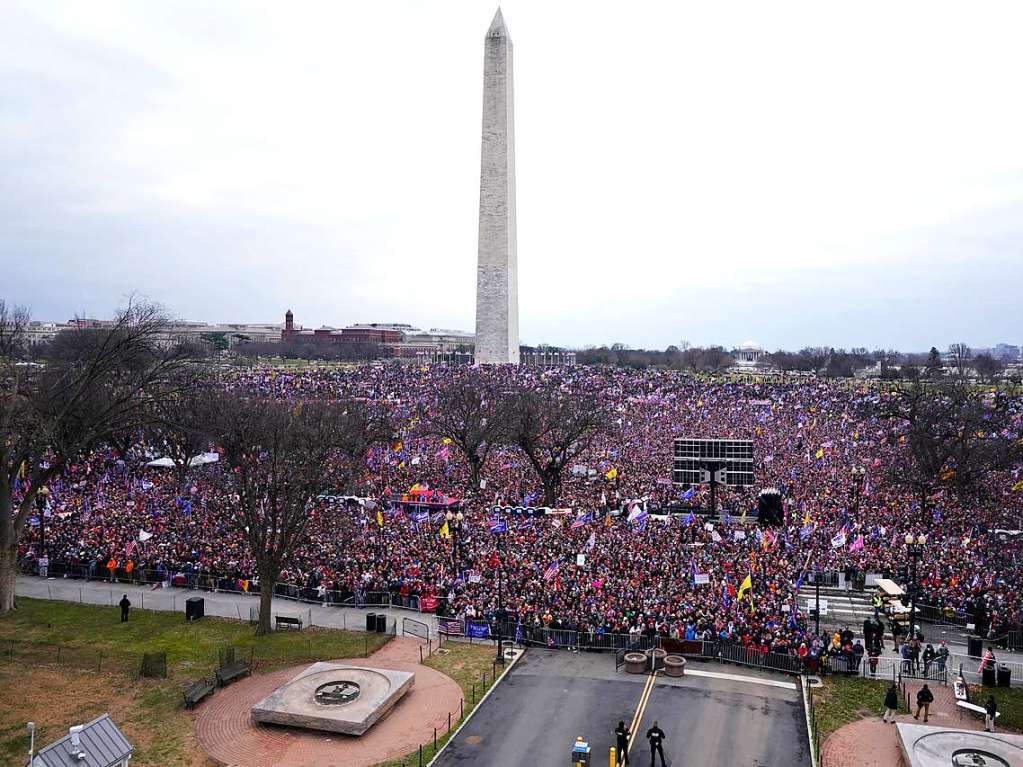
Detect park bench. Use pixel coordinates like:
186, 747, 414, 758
275, 615, 303, 631
215, 660, 251, 687
956, 701, 1000, 722
182, 678, 215, 709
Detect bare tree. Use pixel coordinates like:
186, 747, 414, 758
147, 374, 217, 491
0, 299, 188, 614
332, 399, 393, 494
871, 378, 1021, 524
947, 343, 972, 380
801, 346, 832, 374
425, 374, 503, 493
501, 384, 609, 506
972, 354, 1005, 382
206, 394, 342, 635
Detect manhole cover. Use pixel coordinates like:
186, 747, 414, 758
314, 681, 361, 706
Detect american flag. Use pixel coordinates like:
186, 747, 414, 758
542, 560, 561, 581
438, 618, 462, 636
570, 512, 592, 530
125, 540, 136, 557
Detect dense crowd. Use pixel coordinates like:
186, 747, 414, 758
16, 365, 1023, 653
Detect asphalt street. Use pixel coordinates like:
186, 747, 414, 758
434, 650, 810, 767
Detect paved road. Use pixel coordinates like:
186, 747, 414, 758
434, 650, 810, 767
15, 575, 439, 636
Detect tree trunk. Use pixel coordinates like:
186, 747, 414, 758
542, 472, 560, 507
0, 546, 18, 615
256, 579, 275, 636
468, 455, 482, 493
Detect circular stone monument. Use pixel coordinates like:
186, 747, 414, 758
251, 662, 414, 735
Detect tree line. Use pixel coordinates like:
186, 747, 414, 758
577, 343, 1018, 381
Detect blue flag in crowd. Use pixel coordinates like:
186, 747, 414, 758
680, 487, 696, 500
684, 511, 696, 525
489, 518, 508, 534
800, 524, 814, 540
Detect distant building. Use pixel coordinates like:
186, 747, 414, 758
732, 341, 765, 367
993, 343, 1021, 361
279, 311, 474, 358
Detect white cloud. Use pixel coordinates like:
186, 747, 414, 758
2, 0, 1022, 349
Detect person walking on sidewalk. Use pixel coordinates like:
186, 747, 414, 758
882, 683, 899, 723
914, 684, 934, 722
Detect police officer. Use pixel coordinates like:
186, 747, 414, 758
646, 720, 666, 767
614, 720, 631, 765
119, 594, 131, 623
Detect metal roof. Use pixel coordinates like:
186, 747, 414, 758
30, 714, 133, 767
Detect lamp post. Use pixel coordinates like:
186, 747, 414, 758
445, 509, 464, 575
904, 533, 927, 643
849, 467, 865, 516
494, 531, 505, 664
36, 486, 50, 554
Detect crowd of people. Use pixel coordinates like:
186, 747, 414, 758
16, 364, 1023, 655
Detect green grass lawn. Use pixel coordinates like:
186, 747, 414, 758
813, 676, 1023, 747
811, 676, 909, 742
0, 598, 390, 766
968, 684, 1023, 733
372, 640, 510, 767
0, 597, 387, 676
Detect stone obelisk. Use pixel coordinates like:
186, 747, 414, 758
474, 8, 519, 364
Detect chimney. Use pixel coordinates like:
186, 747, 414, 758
285, 310, 294, 332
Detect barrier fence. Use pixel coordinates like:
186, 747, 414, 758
20, 560, 448, 616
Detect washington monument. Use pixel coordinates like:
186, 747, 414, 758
474, 8, 519, 365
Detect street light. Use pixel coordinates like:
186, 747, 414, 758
36, 486, 50, 555
445, 509, 464, 575
904, 533, 928, 644
494, 530, 506, 665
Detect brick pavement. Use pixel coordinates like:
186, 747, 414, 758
194, 638, 462, 767
821, 679, 992, 767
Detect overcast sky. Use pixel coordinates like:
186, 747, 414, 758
3, 1, 1022, 351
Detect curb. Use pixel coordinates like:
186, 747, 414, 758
426, 647, 524, 766
800, 675, 819, 767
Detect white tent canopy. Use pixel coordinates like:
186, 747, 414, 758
145, 452, 219, 469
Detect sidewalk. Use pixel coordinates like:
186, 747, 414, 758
16, 575, 440, 637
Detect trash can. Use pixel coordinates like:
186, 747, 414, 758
185, 597, 204, 622
967, 635, 983, 658
982, 665, 996, 687
997, 664, 1011, 688
376, 613, 387, 633
366, 612, 376, 632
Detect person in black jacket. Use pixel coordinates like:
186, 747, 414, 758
118, 594, 131, 623
614, 720, 631, 765
914, 684, 934, 722
882, 683, 899, 723
646, 721, 666, 767
984, 695, 998, 732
